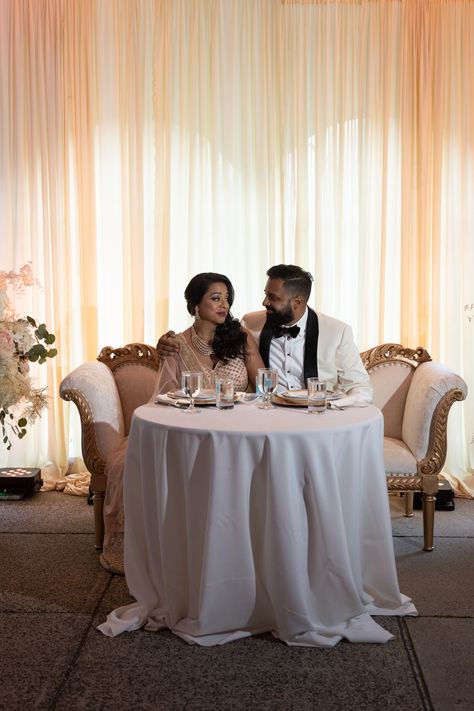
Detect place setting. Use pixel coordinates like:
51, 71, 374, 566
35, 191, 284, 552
154, 371, 245, 412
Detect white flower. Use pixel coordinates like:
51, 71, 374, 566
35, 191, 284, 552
0, 265, 57, 450
9, 320, 35, 355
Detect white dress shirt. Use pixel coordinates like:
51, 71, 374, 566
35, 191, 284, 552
269, 309, 308, 392
241, 308, 372, 402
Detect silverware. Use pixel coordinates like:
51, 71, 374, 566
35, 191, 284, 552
242, 393, 260, 402
329, 402, 347, 410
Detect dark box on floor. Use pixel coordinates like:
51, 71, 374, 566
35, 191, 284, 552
0, 467, 43, 500
413, 477, 455, 511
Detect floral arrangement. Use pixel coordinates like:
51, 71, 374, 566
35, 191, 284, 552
0, 264, 57, 450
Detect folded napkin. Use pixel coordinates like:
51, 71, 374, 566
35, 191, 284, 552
329, 395, 370, 408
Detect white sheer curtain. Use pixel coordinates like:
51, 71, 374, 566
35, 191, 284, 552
0, 0, 472, 491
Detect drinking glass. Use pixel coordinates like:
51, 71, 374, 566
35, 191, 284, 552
307, 377, 327, 414
181, 371, 203, 414
215, 378, 235, 410
257, 368, 278, 410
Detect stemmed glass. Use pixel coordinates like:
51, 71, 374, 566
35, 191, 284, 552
181, 371, 203, 414
257, 368, 278, 410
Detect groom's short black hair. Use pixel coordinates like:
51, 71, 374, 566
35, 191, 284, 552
266, 264, 313, 301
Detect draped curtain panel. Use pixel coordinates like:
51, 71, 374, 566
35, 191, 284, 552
0, 0, 473, 493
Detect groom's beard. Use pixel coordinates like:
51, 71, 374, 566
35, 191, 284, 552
265, 302, 294, 327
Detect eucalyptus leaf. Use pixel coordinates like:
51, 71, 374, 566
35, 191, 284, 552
35, 326, 48, 340
2, 269, 58, 451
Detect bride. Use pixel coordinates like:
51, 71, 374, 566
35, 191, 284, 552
154, 271, 263, 394
100, 272, 264, 574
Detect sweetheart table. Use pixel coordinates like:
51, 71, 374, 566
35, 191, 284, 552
98, 401, 416, 646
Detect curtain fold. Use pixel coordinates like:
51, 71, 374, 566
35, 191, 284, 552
0, 0, 472, 492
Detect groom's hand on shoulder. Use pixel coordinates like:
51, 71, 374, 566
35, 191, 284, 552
156, 331, 179, 357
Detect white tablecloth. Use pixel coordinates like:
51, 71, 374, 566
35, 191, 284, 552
98, 401, 416, 646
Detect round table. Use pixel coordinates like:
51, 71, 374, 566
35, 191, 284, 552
98, 401, 416, 646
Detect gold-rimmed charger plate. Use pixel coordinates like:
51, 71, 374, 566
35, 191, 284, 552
167, 389, 216, 405
165, 390, 244, 406
272, 390, 345, 407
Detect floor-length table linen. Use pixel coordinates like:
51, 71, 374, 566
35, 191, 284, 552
98, 402, 416, 646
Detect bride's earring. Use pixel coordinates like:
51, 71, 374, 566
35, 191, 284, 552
194, 305, 200, 321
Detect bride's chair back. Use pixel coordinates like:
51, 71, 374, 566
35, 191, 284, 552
60, 343, 160, 548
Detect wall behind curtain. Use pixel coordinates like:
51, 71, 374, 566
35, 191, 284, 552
0, 0, 472, 491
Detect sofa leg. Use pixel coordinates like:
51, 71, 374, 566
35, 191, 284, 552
404, 491, 414, 517
422, 493, 435, 551
93, 492, 105, 550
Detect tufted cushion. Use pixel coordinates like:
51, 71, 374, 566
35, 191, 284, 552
383, 437, 417, 475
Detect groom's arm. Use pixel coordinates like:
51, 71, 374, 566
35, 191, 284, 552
240, 310, 266, 346
156, 330, 180, 357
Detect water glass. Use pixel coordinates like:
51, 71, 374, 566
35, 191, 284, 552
181, 371, 203, 414
307, 378, 327, 414
257, 368, 278, 410
215, 378, 234, 410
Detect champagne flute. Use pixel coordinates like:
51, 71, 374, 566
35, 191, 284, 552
257, 368, 278, 410
181, 371, 203, 414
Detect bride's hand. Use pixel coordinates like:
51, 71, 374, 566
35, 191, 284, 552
156, 331, 179, 357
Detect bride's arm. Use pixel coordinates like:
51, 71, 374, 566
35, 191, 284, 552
242, 328, 264, 392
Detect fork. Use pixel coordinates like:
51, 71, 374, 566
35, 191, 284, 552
329, 402, 347, 410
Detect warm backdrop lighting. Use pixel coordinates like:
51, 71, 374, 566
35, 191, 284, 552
0, 0, 472, 493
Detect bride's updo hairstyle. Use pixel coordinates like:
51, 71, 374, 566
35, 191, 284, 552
184, 273, 248, 363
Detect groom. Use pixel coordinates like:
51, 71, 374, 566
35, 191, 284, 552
157, 263, 371, 400
240, 264, 371, 399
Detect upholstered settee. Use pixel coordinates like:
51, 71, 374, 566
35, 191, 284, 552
60, 341, 467, 554
361, 344, 467, 550
59, 344, 161, 549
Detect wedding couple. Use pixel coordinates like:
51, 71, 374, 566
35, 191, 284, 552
100, 263, 372, 574
155, 263, 372, 402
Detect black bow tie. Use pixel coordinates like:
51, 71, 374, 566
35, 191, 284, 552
272, 324, 300, 339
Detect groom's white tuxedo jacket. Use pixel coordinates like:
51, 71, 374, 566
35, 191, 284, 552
241, 307, 372, 402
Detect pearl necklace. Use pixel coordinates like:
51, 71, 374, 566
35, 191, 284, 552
191, 324, 214, 356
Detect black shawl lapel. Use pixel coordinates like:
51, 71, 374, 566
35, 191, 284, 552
259, 318, 273, 367
259, 308, 319, 381
303, 307, 319, 383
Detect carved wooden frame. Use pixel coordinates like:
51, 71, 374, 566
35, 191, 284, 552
97, 342, 161, 372
361, 343, 432, 369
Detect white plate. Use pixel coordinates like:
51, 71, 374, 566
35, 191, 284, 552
282, 389, 345, 402
160, 390, 245, 406
168, 389, 215, 401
